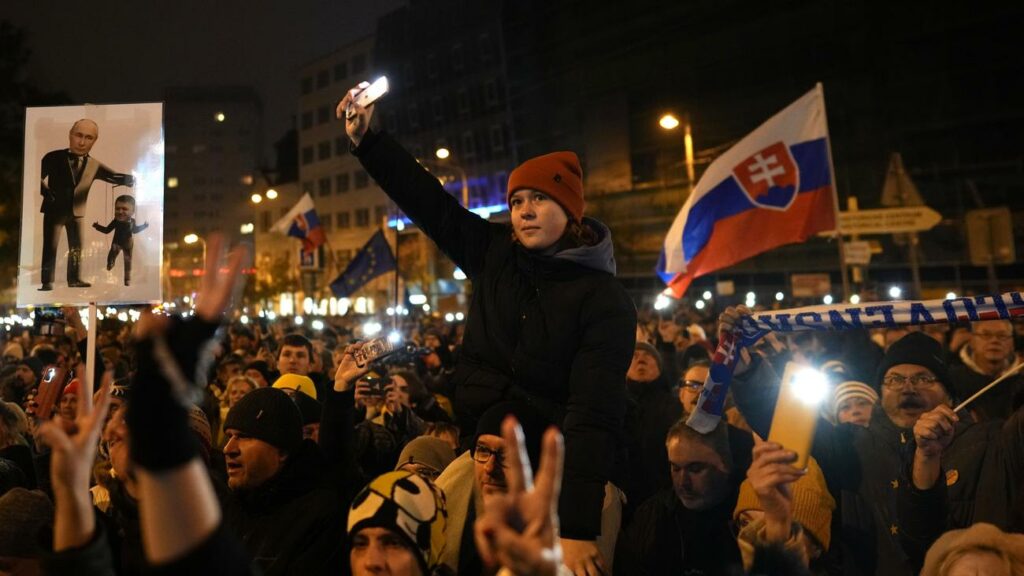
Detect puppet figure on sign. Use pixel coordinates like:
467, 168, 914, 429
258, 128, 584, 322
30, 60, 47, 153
93, 194, 148, 286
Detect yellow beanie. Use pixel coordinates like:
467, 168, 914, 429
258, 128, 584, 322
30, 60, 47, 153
272, 373, 317, 400
734, 456, 836, 550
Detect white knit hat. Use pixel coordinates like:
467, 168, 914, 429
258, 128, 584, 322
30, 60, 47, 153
831, 381, 878, 419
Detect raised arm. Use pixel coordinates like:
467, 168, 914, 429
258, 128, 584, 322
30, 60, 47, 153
93, 220, 115, 234
94, 161, 135, 187
338, 87, 493, 277
132, 220, 149, 234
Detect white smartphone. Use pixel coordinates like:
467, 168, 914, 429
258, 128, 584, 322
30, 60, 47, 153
347, 76, 389, 118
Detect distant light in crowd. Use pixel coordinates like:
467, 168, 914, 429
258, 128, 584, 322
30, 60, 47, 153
422, 304, 431, 312
455, 312, 465, 321
215, 112, 226, 122
363, 321, 382, 336
396, 220, 405, 231
266, 311, 277, 320
183, 234, 199, 245
823, 294, 833, 305
791, 368, 829, 406
240, 223, 254, 234
849, 294, 861, 305
445, 313, 455, 322
294, 316, 304, 326
946, 291, 957, 300
240, 175, 254, 185
117, 312, 129, 322
702, 291, 712, 301
746, 291, 756, 301
265, 189, 279, 200
695, 300, 706, 310
386, 307, 395, 316
240, 315, 249, 325
167, 177, 178, 188
889, 286, 902, 299
435, 147, 450, 159
775, 292, 784, 302
387, 330, 402, 344
659, 113, 681, 130
183, 296, 191, 303
409, 294, 428, 305
251, 193, 263, 204
654, 293, 672, 311
312, 320, 325, 331
453, 268, 467, 280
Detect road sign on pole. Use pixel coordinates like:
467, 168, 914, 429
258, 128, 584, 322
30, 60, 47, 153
835, 206, 942, 235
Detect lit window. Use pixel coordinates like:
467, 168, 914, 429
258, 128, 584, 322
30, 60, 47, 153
167, 177, 179, 188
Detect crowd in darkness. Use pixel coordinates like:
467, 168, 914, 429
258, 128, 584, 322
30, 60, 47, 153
3, 86, 1024, 576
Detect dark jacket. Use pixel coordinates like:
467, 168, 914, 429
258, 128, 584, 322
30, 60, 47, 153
948, 345, 1024, 422
223, 387, 361, 576
615, 489, 745, 576
625, 375, 682, 508
354, 129, 637, 538
733, 351, 1024, 576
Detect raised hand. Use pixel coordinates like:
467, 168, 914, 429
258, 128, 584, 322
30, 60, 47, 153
334, 342, 373, 392
747, 435, 807, 543
335, 81, 374, 147
913, 404, 957, 459
474, 416, 564, 576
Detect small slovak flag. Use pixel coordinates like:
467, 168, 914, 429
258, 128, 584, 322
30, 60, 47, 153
271, 192, 326, 254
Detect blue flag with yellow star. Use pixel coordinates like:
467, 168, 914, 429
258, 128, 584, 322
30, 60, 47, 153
329, 229, 397, 298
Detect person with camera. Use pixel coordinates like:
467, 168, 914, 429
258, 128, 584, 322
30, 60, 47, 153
339, 83, 637, 574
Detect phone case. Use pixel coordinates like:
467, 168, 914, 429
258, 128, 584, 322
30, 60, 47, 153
353, 337, 397, 368
766, 362, 820, 469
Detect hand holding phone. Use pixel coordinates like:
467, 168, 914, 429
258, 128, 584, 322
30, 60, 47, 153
346, 76, 389, 119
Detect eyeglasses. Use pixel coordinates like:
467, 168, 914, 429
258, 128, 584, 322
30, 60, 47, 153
472, 444, 508, 468
680, 380, 704, 390
883, 373, 939, 389
973, 331, 1013, 341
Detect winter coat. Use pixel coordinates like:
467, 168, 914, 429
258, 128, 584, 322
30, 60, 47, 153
354, 129, 637, 539
624, 375, 682, 508
732, 351, 1024, 576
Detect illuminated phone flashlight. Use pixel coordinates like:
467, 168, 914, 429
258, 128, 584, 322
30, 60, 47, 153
790, 367, 829, 406
387, 330, 402, 344
767, 363, 828, 469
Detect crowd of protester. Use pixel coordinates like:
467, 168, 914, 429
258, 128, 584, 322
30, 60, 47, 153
3, 88, 1024, 576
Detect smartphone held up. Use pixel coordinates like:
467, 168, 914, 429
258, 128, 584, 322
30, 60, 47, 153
767, 362, 829, 469
345, 76, 389, 119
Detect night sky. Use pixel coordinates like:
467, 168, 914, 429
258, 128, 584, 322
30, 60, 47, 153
1, 0, 404, 160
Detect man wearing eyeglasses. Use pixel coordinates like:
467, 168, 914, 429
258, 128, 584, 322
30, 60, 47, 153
949, 320, 1022, 421
724, 314, 1024, 576
435, 401, 552, 573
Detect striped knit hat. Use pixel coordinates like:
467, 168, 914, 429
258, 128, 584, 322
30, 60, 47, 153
830, 381, 878, 420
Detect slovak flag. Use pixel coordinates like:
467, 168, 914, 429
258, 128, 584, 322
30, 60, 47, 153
271, 192, 327, 254
658, 84, 837, 297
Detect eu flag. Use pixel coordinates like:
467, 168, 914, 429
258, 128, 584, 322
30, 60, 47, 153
329, 229, 397, 298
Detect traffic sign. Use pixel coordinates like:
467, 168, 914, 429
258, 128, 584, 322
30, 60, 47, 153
836, 207, 942, 235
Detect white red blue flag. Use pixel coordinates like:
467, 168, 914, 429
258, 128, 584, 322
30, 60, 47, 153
271, 192, 327, 254
658, 84, 837, 297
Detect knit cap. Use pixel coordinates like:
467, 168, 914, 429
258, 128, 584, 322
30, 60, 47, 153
272, 373, 318, 400
734, 456, 836, 550
17, 357, 43, 382
876, 332, 954, 397
920, 522, 1024, 576
223, 387, 302, 453
292, 390, 322, 425
63, 379, 80, 397
348, 470, 447, 571
0, 487, 53, 558
395, 436, 456, 475
830, 381, 879, 420
187, 405, 213, 459
507, 151, 584, 222
634, 342, 663, 372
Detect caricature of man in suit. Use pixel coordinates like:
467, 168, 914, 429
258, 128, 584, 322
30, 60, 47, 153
39, 119, 134, 290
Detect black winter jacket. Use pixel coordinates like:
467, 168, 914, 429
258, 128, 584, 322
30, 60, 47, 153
354, 129, 637, 538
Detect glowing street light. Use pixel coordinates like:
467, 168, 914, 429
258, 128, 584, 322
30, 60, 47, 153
435, 147, 450, 159
823, 294, 834, 305
265, 188, 278, 200
945, 291, 957, 300
702, 290, 713, 301
658, 113, 695, 191
251, 193, 263, 204
775, 292, 785, 302
850, 294, 861, 304
889, 286, 903, 299
215, 112, 226, 122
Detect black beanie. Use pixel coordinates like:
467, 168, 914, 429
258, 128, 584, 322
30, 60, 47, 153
876, 332, 954, 397
292, 390, 322, 425
18, 357, 43, 382
223, 387, 302, 453
474, 401, 553, 471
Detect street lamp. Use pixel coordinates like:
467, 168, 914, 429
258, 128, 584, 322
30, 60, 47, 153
183, 233, 207, 267
251, 193, 263, 204
659, 113, 695, 192
428, 148, 469, 208
265, 188, 278, 200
